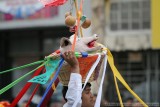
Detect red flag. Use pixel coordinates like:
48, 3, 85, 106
40, 0, 68, 7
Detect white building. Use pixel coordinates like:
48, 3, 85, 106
100, 0, 159, 105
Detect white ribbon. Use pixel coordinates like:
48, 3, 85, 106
94, 54, 107, 107
72, 54, 101, 107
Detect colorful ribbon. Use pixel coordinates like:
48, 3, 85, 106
94, 53, 107, 107
39, 78, 59, 107
0, 62, 46, 95
0, 60, 44, 74
107, 48, 148, 107
37, 58, 64, 107
11, 66, 44, 107
72, 54, 101, 107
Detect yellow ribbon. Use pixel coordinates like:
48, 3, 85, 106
106, 48, 148, 107
52, 83, 56, 91
50, 73, 56, 91
74, 0, 84, 38
113, 74, 124, 107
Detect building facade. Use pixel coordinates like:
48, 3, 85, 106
0, 0, 159, 106
102, 0, 160, 105
0, 0, 92, 105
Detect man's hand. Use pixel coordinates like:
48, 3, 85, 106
62, 51, 80, 73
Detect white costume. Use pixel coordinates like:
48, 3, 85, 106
63, 73, 82, 107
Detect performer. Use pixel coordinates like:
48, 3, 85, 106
62, 51, 95, 107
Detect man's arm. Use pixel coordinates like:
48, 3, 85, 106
64, 73, 82, 107
62, 51, 82, 107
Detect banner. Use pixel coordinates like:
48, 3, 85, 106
0, 0, 44, 18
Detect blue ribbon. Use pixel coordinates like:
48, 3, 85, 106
37, 58, 64, 107
81, 52, 88, 57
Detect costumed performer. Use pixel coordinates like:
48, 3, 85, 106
62, 51, 96, 107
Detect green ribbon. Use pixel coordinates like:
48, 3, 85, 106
0, 61, 47, 95
0, 60, 44, 74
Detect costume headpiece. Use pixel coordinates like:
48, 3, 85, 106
58, 42, 106, 86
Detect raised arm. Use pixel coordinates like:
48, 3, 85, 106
62, 51, 82, 107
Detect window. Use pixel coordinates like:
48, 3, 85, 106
106, 51, 160, 102
110, 0, 150, 31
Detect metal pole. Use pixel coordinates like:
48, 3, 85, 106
146, 51, 151, 102
155, 51, 159, 102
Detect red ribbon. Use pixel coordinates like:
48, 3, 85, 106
43, 0, 68, 7
10, 66, 44, 107
39, 78, 59, 107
